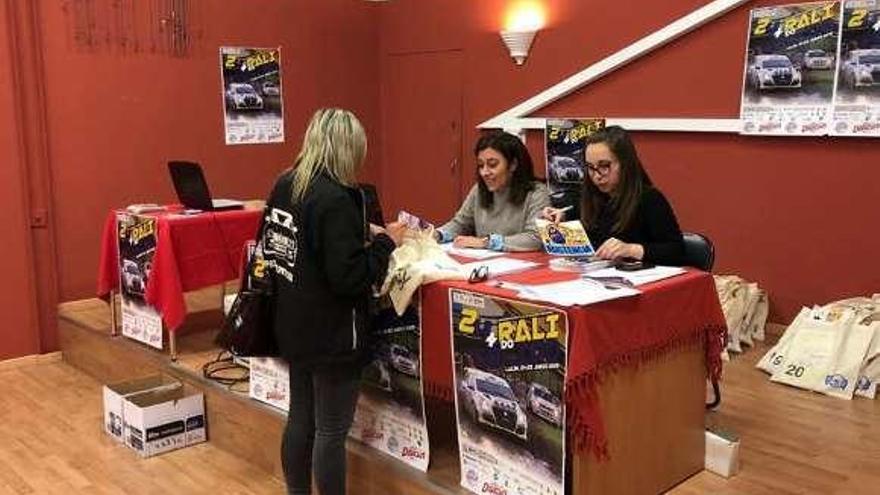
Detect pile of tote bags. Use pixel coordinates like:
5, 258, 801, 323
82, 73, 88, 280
714, 275, 770, 358
756, 295, 880, 400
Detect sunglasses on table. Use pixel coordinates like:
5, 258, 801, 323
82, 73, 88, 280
468, 265, 489, 284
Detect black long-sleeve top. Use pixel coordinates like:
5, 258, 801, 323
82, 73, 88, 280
585, 187, 685, 266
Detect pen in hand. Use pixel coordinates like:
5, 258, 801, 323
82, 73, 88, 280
540, 205, 573, 222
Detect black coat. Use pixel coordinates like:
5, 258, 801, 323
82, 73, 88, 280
263, 170, 395, 367
587, 186, 685, 266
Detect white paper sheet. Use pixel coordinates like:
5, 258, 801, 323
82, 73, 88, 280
492, 279, 640, 307
587, 266, 686, 286
439, 243, 505, 260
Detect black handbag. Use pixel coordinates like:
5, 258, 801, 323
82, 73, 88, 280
215, 221, 279, 357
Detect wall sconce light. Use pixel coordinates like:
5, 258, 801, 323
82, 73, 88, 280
500, 30, 537, 66
500, 1, 545, 66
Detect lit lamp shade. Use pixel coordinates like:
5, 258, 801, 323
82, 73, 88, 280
500, 29, 537, 65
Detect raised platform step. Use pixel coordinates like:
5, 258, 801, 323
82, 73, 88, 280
58, 294, 468, 495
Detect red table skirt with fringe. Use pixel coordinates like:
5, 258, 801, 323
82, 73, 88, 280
419, 264, 726, 459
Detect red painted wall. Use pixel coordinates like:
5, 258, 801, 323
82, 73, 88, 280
42, 0, 382, 301
0, 1, 42, 359
378, 0, 880, 323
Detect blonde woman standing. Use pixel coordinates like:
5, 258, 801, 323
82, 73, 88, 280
262, 108, 405, 495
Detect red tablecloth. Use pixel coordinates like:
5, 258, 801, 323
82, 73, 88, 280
97, 207, 262, 331
420, 257, 726, 459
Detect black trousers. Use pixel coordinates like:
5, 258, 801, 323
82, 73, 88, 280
281, 363, 361, 495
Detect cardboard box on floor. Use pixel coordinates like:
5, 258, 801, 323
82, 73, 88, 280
103, 374, 180, 443
123, 383, 206, 457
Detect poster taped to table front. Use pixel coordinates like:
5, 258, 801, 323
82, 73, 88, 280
349, 296, 430, 471
116, 213, 163, 349
449, 289, 568, 495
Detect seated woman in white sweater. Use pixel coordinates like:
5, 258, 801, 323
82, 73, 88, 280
435, 131, 550, 252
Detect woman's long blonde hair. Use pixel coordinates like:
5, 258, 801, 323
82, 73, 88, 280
291, 108, 367, 201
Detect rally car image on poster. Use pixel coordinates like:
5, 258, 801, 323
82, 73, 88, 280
450, 289, 567, 495
740, 2, 841, 135
839, 49, 880, 89
224, 83, 264, 111
526, 382, 563, 427
350, 300, 429, 472
458, 367, 528, 441
746, 54, 804, 89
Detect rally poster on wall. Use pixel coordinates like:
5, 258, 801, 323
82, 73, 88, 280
116, 213, 163, 349
832, 0, 880, 136
740, 2, 841, 135
545, 119, 605, 213
219, 47, 285, 145
349, 297, 430, 472
449, 289, 568, 495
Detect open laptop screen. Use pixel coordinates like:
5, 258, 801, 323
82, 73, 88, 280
168, 161, 242, 211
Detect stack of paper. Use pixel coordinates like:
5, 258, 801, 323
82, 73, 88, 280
588, 266, 685, 286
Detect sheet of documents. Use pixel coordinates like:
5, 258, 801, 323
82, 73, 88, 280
460, 257, 540, 277
588, 265, 686, 286
439, 243, 505, 260
495, 279, 640, 307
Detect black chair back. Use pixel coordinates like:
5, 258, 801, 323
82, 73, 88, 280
682, 231, 723, 409
682, 232, 715, 272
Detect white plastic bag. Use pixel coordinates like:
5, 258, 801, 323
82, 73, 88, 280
380, 230, 465, 315
756, 307, 810, 375
748, 289, 769, 342
770, 309, 854, 391
855, 316, 880, 399
818, 317, 876, 400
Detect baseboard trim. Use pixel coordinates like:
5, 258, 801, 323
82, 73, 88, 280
0, 351, 62, 372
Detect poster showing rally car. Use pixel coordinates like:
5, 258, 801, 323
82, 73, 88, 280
220, 47, 285, 145
544, 119, 604, 213
832, 0, 880, 136
349, 297, 429, 472
740, 2, 841, 135
116, 213, 162, 349
449, 289, 567, 495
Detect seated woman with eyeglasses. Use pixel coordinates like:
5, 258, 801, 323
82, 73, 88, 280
435, 130, 550, 251
542, 125, 685, 265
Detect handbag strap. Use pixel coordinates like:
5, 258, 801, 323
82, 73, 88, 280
239, 208, 272, 292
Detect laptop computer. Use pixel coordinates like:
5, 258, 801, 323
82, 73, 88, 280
168, 161, 244, 211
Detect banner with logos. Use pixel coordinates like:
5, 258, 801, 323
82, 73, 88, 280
545, 119, 605, 213
349, 297, 430, 471
116, 213, 163, 349
740, 2, 841, 135
220, 47, 285, 145
832, 0, 880, 135
450, 289, 567, 495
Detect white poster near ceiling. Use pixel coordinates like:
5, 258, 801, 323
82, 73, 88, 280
740, 2, 841, 135
220, 47, 285, 145
832, 0, 880, 136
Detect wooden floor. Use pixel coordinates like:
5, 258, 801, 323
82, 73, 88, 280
0, 359, 285, 494
32, 292, 880, 494
670, 344, 880, 495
